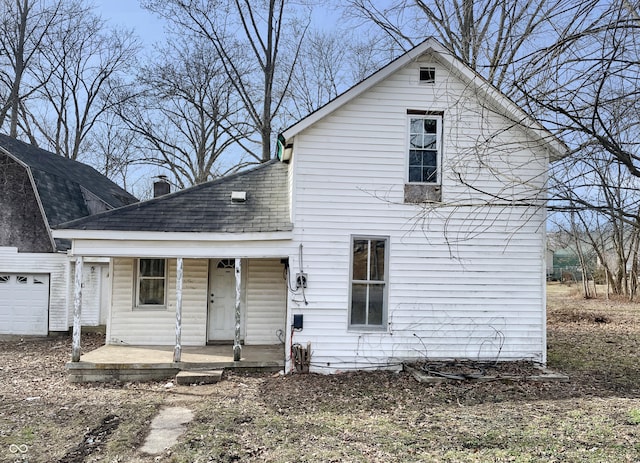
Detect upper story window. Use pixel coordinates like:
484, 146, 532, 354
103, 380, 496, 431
419, 66, 435, 84
136, 258, 166, 308
349, 237, 388, 330
408, 114, 442, 184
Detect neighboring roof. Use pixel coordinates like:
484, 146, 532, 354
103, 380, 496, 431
0, 134, 138, 227
56, 160, 291, 234
281, 37, 568, 161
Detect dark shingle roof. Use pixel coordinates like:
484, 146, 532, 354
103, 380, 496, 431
56, 160, 291, 233
0, 134, 138, 228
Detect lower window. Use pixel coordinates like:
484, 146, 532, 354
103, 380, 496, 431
136, 258, 166, 307
350, 237, 388, 329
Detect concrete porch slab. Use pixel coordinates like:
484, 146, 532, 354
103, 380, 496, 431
67, 344, 284, 382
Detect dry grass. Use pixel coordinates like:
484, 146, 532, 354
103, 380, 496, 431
2, 283, 640, 462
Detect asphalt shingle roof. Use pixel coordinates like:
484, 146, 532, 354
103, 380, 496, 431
0, 134, 138, 227
56, 160, 292, 234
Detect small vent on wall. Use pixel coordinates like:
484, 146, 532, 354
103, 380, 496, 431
419, 66, 435, 84
231, 191, 247, 202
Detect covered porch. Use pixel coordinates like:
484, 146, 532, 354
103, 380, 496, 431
51, 160, 295, 381
67, 343, 285, 383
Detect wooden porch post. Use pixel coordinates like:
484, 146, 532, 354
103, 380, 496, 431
174, 257, 184, 363
71, 256, 83, 362
234, 258, 242, 361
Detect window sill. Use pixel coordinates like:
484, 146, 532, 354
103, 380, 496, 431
348, 326, 388, 333
404, 183, 441, 203
133, 305, 167, 311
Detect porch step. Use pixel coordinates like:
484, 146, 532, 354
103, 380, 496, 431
176, 369, 224, 385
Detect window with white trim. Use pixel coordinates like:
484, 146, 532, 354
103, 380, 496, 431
136, 258, 166, 307
349, 237, 388, 329
408, 115, 441, 184
419, 66, 435, 83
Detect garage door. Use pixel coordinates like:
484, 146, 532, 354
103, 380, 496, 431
0, 274, 49, 335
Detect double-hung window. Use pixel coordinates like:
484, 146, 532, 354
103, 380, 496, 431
350, 237, 388, 329
136, 258, 166, 307
408, 114, 441, 184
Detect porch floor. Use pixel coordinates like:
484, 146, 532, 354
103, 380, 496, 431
67, 344, 285, 382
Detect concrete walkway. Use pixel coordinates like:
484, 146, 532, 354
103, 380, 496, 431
139, 406, 194, 455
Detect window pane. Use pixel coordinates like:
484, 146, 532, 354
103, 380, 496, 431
423, 167, 437, 182
351, 284, 367, 324
423, 119, 437, 133
369, 284, 384, 325
408, 117, 439, 184
424, 150, 437, 166
352, 240, 368, 280
140, 259, 165, 277
410, 135, 423, 149
409, 166, 423, 182
410, 118, 423, 134
139, 279, 165, 305
369, 240, 385, 281
409, 150, 423, 166
422, 134, 437, 149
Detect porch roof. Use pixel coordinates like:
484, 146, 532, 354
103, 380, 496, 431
54, 160, 291, 234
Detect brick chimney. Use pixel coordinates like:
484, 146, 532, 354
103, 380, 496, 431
153, 175, 170, 198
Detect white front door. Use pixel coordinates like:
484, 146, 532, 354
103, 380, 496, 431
208, 260, 236, 341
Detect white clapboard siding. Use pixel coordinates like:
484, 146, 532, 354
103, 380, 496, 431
287, 54, 547, 370
66, 261, 108, 327
0, 247, 68, 332
108, 258, 208, 346
245, 259, 287, 345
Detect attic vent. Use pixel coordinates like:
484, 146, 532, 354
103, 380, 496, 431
419, 67, 435, 83
231, 191, 247, 202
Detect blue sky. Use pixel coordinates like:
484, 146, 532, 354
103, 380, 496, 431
94, 0, 165, 47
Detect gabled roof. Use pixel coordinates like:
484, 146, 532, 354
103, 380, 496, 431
281, 37, 567, 160
56, 160, 291, 234
0, 134, 138, 227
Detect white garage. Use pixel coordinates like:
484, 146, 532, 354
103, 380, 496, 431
0, 273, 49, 335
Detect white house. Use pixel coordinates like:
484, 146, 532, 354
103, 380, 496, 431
53, 39, 566, 372
0, 135, 138, 335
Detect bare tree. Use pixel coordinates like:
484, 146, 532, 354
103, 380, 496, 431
284, 28, 390, 120
142, 0, 310, 162
0, 0, 63, 137
116, 37, 252, 189
87, 113, 138, 191
26, 2, 139, 160
345, 0, 600, 97
516, 0, 640, 297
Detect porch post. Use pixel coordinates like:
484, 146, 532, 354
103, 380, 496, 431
174, 257, 184, 363
71, 256, 83, 362
234, 258, 242, 361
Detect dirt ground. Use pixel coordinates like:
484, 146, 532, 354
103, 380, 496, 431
2, 283, 640, 462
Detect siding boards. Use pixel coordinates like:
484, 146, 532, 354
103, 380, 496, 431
109, 258, 207, 346
66, 261, 107, 327
245, 259, 286, 345
289, 59, 547, 368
